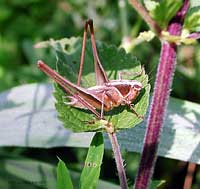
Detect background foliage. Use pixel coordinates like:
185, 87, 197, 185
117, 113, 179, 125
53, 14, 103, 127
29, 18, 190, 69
0, 0, 200, 188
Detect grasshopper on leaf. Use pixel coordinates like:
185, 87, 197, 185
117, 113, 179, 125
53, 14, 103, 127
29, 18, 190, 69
37, 19, 144, 126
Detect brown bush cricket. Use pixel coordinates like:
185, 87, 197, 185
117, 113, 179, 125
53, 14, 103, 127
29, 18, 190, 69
37, 19, 144, 129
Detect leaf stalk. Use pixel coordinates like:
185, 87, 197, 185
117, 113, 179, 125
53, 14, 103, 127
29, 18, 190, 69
108, 132, 128, 189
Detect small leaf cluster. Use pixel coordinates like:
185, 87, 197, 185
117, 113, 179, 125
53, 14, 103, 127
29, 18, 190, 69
144, 0, 200, 33
184, 6, 200, 32
144, 0, 182, 29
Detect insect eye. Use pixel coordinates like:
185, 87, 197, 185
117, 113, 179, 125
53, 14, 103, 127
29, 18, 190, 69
134, 84, 142, 90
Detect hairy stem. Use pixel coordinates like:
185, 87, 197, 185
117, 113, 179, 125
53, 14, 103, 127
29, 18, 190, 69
134, 39, 177, 189
108, 132, 128, 189
128, 0, 161, 35
134, 1, 189, 188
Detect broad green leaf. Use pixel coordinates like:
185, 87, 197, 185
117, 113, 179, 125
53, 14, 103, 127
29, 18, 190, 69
2, 157, 120, 189
183, 6, 200, 32
49, 37, 150, 132
1, 84, 200, 164
144, 0, 182, 29
80, 132, 104, 189
57, 158, 73, 189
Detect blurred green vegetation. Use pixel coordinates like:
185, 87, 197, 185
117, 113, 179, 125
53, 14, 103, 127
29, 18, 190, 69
0, 0, 200, 189
0, 0, 147, 92
0, 0, 121, 91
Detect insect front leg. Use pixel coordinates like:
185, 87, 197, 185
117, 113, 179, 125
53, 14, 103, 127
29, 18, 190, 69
100, 91, 104, 119
129, 104, 144, 119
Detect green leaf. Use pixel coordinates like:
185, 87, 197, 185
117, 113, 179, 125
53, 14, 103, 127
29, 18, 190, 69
1, 83, 200, 164
144, 0, 182, 29
57, 158, 73, 189
80, 132, 104, 189
184, 6, 200, 32
50, 37, 150, 132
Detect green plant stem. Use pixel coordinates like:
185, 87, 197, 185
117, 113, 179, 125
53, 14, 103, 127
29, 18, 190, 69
108, 132, 128, 189
128, 0, 161, 35
119, 0, 129, 38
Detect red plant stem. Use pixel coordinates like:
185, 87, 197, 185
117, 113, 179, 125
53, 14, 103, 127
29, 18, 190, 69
134, 1, 189, 188
108, 132, 128, 189
134, 39, 177, 189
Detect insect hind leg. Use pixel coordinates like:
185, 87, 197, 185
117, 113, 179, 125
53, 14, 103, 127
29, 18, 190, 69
77, 19, 109, 87
77, 20, 89, 86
